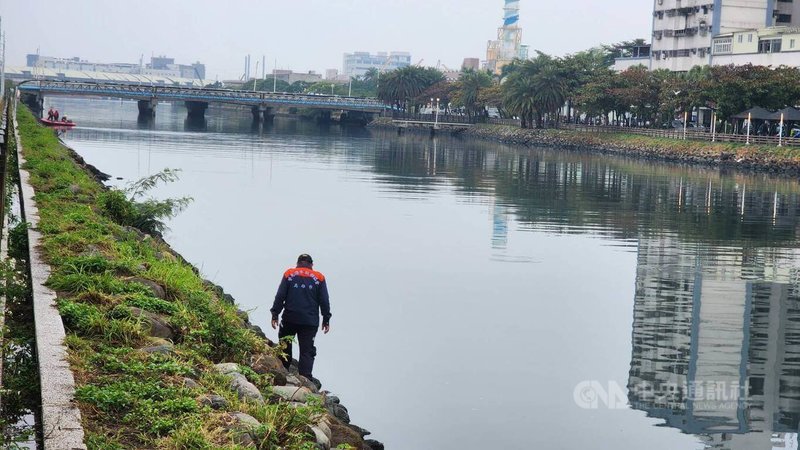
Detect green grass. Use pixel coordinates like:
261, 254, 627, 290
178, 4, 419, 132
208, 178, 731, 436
14, 106, 329, 449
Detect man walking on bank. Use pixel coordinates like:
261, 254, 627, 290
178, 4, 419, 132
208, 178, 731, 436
271, 254, 331, 380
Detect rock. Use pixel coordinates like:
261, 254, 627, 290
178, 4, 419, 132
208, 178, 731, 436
233, 412, 260, 428
329, 419, 365, 449
248, 324, 267, 340
297, 374, 321, 392
69, 184, 81, 194
182, 378, 200, 389
346, 424, 371, 438
310, 426, 331, 450
229, 373, 264, 403
199, 394, 228, 410
286, 374, 302, 386
79, 244, 103, 257
236, 309, 249, 324
141, 343, 174, 354
250, 353, 289, 386
272, 385, 314, 402
231, 412, 261, 448
328, 403, 350, 424
316, 419, 332, 440
214, 363, 241, 375
323, 394, 340, 407
223, 293, 236, 305
127, 277, 167, 299
129, 307, 174, 340
364, 439, 385, 450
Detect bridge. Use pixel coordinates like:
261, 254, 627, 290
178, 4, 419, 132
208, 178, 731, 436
17, 80, 387, 123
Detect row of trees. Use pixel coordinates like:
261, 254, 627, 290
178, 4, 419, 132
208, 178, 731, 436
374, 46, 800, 129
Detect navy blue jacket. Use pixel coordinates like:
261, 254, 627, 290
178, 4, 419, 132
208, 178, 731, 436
271, 266, 331, 327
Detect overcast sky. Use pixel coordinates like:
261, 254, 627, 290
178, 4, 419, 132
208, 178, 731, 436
2, 0, 652, 80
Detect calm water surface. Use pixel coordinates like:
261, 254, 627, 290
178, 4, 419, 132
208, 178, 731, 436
53, 97, 800, 450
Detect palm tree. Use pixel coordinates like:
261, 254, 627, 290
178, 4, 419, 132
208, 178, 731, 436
454, 70, 493, 120
501, 55, 567, 128
378, 66, 444, 112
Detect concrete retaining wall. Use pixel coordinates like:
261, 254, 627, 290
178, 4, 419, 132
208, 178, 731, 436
11, 98, 87, 449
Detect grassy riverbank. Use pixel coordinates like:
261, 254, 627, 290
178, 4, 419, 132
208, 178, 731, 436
14, 106, 369, 449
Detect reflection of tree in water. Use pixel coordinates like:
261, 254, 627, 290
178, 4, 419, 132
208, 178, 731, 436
366, 132, 800, 246
628, 236, 800, 450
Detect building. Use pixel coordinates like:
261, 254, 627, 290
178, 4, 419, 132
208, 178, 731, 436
24, 54, 206, 81
462, 58, 481, 71
711, 26, 800, 66
272, 69, 322, 84
624, 0, 800, 71
342, 51, 411, 77
485, 0, 529, 75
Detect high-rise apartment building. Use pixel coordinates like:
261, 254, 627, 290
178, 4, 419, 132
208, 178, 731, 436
485, 0, 529, 75
342, 51, 411, 78
651, 0, 800, 71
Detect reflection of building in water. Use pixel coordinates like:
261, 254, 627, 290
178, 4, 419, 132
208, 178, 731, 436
491, 202, 509, 250
629, 236, 800, 450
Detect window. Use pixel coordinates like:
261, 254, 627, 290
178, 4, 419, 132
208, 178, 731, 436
792, 39, 796, 49
748, 34, 753, 43
777, 14, 792, 23
713, 37, 732, 54
738, 34, 743, 43
758, 38, 782, 53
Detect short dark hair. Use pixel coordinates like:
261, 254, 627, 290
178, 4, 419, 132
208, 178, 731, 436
297, 254, 313, 264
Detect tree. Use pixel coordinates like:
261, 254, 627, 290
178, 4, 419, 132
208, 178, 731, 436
452, 70, 493, 119
501, 54, 567, 128
377, 66, 445, 112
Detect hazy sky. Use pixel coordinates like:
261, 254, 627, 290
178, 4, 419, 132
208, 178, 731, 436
2, 0, 651, 80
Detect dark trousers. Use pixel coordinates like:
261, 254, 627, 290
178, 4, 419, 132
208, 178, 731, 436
278, 321, 318, 378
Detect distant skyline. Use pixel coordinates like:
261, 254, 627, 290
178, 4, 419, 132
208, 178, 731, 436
2, 0, 651, 81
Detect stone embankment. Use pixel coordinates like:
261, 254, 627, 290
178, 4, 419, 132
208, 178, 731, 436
369, 118, 800, 176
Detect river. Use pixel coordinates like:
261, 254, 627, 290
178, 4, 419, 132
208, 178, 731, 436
52, 97, 800, 450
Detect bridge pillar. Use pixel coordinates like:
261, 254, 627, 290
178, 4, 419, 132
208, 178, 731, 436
137, 99, 158, 117
251, 105, 274, 124
185, 101, 208, 120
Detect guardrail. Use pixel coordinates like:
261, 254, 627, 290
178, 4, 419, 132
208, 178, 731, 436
18, 80, 387, 112
560, 124, 800, 147
391, 112, 520, 126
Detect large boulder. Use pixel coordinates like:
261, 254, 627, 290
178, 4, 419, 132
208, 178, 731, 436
230, 412, 260, 448
213, 363, 241, 375
229, 373, 265, 403
199, 394, 228, 410
250, 353, 289, 386
129, 307, 174, 340
127, 277, 167, 299
272, 385, 314, 402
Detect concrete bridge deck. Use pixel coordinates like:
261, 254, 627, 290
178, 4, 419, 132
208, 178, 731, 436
18, 80, 386, 122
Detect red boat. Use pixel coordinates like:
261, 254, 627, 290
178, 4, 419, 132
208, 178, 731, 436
40, 118, 76, 127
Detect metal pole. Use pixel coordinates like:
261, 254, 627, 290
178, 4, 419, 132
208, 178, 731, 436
348, 78, 352, 97
711, 112, 716, 142
253, 61, 259, 91
435, 98, 440, 128
779, 112, 784, 147
331, 84, 334, 95
683, 111, 688, 140
746, 112, 751, 145
273, 59, 277, 93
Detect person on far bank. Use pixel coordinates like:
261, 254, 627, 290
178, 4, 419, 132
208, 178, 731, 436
271, 254, 331, 381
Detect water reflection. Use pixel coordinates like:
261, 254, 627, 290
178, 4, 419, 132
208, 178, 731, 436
629, 236, 800, 449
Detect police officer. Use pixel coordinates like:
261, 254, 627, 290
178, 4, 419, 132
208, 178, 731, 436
271, 254, 331, 380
